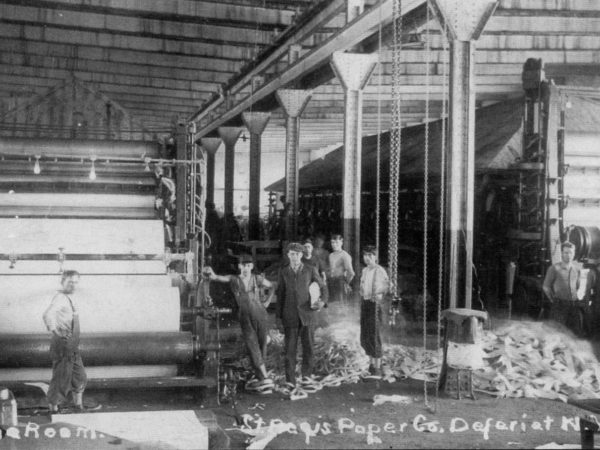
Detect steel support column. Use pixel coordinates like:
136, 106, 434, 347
276, 89, 312, 241
242, 112, 271, 240
174, 120, 188, 246
199, 137, 222, 206
430, 0, 498, 309
330, 52, 377, 279
218, 127, 242, 217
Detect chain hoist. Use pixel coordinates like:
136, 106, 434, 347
423, 0, 432, 412
388, 0, 403, 326
375, 5, 383, 253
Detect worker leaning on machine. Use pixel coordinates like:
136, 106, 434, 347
42, 270, 88, 413
203, 255, 275, 394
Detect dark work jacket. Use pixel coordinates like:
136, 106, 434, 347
276, 263, 328, 328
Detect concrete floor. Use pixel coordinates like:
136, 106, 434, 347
5, 308, 600, 449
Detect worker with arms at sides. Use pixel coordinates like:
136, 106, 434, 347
328, 234, 355, 304
359, 245, 390, 378
276, 242, 328, 389
542, 241, 588, 336
43, 270, 88, 413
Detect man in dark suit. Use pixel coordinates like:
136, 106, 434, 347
276, 242, 328, 387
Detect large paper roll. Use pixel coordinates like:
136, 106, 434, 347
0, 275, 180, 334
0, 218, 164, 255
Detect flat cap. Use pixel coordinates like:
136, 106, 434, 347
286, 242, 305, 253
238, 254, 254, 264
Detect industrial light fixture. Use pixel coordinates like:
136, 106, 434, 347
33, 155, 41, 175
89, 156, 97, 180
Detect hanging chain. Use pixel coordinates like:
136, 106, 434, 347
435, 12, 450, 406
375, 5, 383, 252
423, 0, 432, 411
388, 0, 403, 325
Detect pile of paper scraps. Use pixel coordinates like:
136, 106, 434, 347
473, 320, 600, 402
233, 319, 600, 403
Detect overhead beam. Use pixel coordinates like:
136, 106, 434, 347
194, 0, 425, 136
190, 0, 346, 123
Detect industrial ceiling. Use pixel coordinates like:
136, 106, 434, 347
0, 0, 598, 155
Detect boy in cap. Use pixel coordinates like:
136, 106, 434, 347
204, 254, 274, 392
302, 238, 327, 281
359, 246, 389, 378
328, 234, 355, 304
276, 242, 328, 387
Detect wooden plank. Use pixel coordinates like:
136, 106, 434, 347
0, 218, 165, 254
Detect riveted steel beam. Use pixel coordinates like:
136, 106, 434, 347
193, 0, 424, 136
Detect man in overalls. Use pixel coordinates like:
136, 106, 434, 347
43, 270, 87, 413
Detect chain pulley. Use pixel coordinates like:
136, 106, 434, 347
388, 0, 403, 326
375, 5, 383, 253
423, 0, 433, 411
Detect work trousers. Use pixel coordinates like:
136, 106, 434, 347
283, 323, 315, 385
47, 336, 87, 406
553, 300, 590, 337
360, 299, 383, 358
239, 303, 269, 375
328, 276, 349, 304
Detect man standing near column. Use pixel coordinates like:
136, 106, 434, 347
276, 243, 328, 388
43, 270, 88, 413
328, 234, 355, 305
